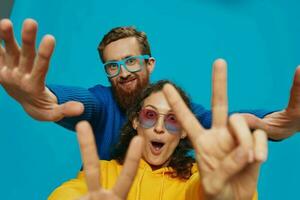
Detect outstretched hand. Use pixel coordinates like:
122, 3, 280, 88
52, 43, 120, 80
163, 59, 268, 200
76, 121, 143, 200
0, 18, 83, 121
242, 66, 300, 140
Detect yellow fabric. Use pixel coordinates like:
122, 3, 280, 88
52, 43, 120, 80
48, 159, 258, 200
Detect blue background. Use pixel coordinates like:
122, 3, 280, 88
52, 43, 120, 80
0, 0, 299, 199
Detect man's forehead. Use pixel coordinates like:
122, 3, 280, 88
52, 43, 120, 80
103, 37, 141, 61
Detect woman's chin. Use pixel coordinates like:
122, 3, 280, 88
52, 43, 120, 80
146, 157, 170, 170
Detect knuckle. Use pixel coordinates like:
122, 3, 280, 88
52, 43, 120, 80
0, 66, 12, 83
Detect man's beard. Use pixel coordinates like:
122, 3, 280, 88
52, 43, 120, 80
110, 73, 150, 112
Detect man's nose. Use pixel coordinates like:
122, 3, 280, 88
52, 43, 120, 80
119, 65, 131, 78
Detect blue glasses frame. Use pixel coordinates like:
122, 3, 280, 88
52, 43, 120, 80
103, 55, 150, 78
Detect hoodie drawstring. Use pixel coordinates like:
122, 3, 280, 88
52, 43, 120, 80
135, 165, 147, 200
159, 170, 166, 200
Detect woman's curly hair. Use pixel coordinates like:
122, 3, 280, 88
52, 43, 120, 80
111, 80, 195, 179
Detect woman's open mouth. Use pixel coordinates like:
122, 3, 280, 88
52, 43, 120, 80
150, 141, 165, 155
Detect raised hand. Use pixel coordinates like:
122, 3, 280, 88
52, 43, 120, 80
0, 18, 83, 121
242, 66, 300, 140
163, 59, 268, 200
76, 121, 143, 200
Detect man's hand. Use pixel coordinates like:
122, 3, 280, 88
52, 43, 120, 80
0, 18, 83, 121
76, 121, 143, 200
163, 59, 268, 200
242, 66, 300, 140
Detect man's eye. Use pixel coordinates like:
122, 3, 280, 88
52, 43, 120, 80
126, 58, 137, 65
108, 63, 118, 69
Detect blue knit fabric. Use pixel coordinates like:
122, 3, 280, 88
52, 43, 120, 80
48, 84, 272, 160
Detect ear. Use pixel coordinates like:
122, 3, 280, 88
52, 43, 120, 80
146, 57, 156, 74
132, 117, 139, 130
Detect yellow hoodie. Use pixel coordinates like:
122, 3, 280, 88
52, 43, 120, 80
48, 159, 258, 200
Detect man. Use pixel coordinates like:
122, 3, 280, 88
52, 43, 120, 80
0, 18, 300, 160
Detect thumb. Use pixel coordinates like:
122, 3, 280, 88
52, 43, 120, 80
53, 101, 84, 121
240, 113, 268, 132
287, 65, 300, 111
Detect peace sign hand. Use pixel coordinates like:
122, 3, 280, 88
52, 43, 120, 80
76, 121, 143, 200
163, 59, 268, 200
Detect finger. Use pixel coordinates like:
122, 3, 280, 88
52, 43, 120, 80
212, 59, 228, 128
90, 192, 102, 200
51, 101, 84, 121
76, 195, 90, 200
229, 114, 254, 162
253, 129, 268, 162
0, 45, 4, 83
0, 19, 20, 67
31, 34, 55, 85
240, 113, 268, 132
163, 84, 205, 142
76, 121, 102, 193
0, 45, 5, 75
287, 66, 300, 112
113, 136, 144, 199
61, 101, 85, 117
204, 146, 249, 195
19, 19, 37, 73
0, 44, 4, 66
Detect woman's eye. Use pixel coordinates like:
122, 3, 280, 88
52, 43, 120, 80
167, 114, 177, 122
146, 110, 156, 119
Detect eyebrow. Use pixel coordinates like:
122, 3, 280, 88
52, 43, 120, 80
144, 105, 157, 110
143, 104, 173, 114
105, 55, 135, 63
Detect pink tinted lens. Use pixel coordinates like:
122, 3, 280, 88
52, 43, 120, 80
139, 108, 157, 128
165, 114, 181, 133
139, 108, 181, 133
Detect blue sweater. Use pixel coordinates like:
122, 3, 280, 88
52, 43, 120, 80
49, 84, 271, 160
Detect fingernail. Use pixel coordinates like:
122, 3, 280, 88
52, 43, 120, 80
256, 152, 267, 162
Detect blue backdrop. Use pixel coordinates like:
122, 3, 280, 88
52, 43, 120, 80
1, 0, 299, 199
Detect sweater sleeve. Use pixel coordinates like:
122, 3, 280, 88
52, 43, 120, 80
48, 85, 102, 131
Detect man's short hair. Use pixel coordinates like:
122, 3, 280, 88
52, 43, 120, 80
98, 26, 151, 63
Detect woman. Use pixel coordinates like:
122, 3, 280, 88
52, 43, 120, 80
49, 65, 268, 200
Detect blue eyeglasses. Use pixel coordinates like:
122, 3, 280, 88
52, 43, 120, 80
103, 55, 150, 78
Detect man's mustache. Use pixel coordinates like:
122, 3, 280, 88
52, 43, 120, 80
118, 75, 137, 84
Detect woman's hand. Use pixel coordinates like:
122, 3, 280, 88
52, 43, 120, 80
76, 121, 143, 200
163, 59, 268, 200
